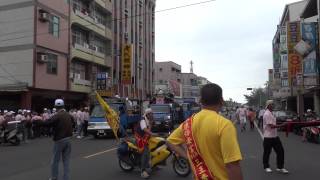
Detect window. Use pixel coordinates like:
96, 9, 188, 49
95, 10, 106, 26
159, 68, 162, 72
72, 29, 88, 46
72, 63, 87, 80
47, 54, 58, 74
281, 79, 289, 87
72, 0, 81, 11
159, 80, 163, 84
49, 15, 60, 37
93, 38, 106, 54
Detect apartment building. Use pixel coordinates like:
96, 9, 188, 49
272, 0, 320, 116
113, 0, 156, 100
0, 0, 113, 111
154, 61, 182, 97
70, 0, 113, 96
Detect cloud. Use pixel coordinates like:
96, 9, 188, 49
155, 0, 300, 103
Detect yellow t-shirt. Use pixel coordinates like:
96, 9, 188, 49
167, 109, 242, 180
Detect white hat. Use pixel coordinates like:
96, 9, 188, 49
265, 100, 274, 109
4, 110, 8, 113
44, 108, 48, 111
54, 99, 64, 107
144, 108, 153, 116
307, 109, 312, 113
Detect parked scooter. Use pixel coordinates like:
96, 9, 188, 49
0, 121, 23, 146
305, 125, 320, 144
118, 136, 191, 177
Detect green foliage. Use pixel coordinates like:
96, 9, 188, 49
244, 88, 268, 107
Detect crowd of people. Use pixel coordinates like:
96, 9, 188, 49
0, 107, 90, 142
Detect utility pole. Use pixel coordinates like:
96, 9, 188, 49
190, 60, 194, 73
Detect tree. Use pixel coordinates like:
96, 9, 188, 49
244, 88, 268, 108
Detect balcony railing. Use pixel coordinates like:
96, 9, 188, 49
73, 78, 91, 86
73, 9, 107, 31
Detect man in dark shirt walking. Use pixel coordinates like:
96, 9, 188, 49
47, 99, 74, 180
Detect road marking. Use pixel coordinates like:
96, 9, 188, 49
83, 147, 117, 159
254, 121, 264, 140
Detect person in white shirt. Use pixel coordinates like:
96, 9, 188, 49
263, 100, 288, 174
83, 107, 90, 137
15, 109, 26, 122
16, 110, 27, 142
236, 105, 248, 132
76, 108, 84, 139
258, 106, 265, 129
136, 108, 154, 179
42, 108, 51, 137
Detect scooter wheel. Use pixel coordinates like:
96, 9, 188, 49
315, 135, 320, 144
119, 159, 134, 172
173, 157, 191, 177
10, 136, 20, 146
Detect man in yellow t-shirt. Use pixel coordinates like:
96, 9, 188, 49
167, 83, 243, 180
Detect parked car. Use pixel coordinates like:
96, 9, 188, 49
273, 111, 298, 124
273, 110, 298, 131
88, 98, 141, 138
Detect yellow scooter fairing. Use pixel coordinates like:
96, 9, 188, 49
149, 137, 171, 167
125, 136, 171, 167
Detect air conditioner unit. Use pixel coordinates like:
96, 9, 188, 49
139, 0, 143, 6
139, 21, 143, 26
39, 11, 49, 22
37, 54, 48, 63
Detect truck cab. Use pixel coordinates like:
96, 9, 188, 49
181, 103, 192, 121
88, 98, 141, 138
150, 104, 174, 132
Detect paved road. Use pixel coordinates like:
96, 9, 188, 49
1, 123, 319, 180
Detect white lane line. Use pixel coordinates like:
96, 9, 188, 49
83, 147, 117, 159
254, 121, 264, 140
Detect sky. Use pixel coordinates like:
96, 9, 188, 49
155, 0, 299, 103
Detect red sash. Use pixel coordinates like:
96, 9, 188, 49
183, 117, 214, 180
134, 133, 150, 153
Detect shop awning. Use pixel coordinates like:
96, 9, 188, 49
0, 83, 28, 92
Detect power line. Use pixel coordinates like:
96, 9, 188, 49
0, 0, 216, 42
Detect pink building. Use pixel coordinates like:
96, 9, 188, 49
0, 0, 87, 111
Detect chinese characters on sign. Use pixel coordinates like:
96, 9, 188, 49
287, 22, 302, 86
96, 72, 108, 90
96, 72, 112, 96
280, 26, 287, 53
121, 44, 132, 84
